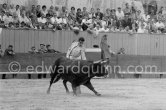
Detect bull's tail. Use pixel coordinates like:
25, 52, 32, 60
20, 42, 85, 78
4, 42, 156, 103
47, 58, 62, 94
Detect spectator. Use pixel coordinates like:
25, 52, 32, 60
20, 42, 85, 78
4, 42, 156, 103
41, 5, 47, 16
105, 8, 111, 19
4, 12, 13, 26
81, 16, 90, 31
76, 8, 83, 24
4, 45, 15, 56
2, 3, 8, 13
155, 19, 165, 33
69, 7, 76, 21
0, 11, 7, 24
95, 8, 103, 20
123, 3, 131, 15
15, 5, 20, 17
116, 7, 124, 20
117, 48, 125, 54
121, 13, 132, 30
0, 44, 4, 57
38, 14, 47, 29
54, 6, 60, 17
82, 7, 88, 18
89, 8, 96, 19
29, 46, 38, 54
46, 44, 59, 53
38, 44, 47, 53
9, 4, 15, 16
36, 5, 42, 18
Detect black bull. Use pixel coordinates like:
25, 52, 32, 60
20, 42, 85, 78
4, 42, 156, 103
47, 57, 108, 96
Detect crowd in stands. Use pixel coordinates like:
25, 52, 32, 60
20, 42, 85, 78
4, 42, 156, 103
0, 3, 166, 34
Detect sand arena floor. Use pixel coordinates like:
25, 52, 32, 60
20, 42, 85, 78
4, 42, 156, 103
0, 79, 166, 110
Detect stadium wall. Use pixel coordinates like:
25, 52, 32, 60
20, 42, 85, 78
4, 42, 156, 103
0, 29, 166, 56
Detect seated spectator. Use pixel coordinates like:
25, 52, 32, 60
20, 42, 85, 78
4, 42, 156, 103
68, 7, 76, 21
29, 46, 38, 54
137, 23, 146, 33
38, 14, 47, 29
38, 44, 47, 53
76, 8, 83, 24
54, 6, 60, 17
4, 12, 13, 26
101, 17, 107, 28
95, 8, 103, 20
46, 44, 60, 53
0, 11, 7, 24
15, 5, 21, 18
89, 8, 96, 19
57, 14, 68, 29
155, 19, 165, 33
0, 44, 4, 57
9, 4, 15, 16
116, 7, 124, 20
2, 3, 9, 13
93, 24, 103, 35
142, 11, 150, 22
121, 13, 132, 30
105, 8, 111, 19
12, 13, 19, 24
19, 13, 30, 25
82, 7, 88, 18
123, 3, 131, 15
41, 5, 47, 17
117, 48, 125, 54
36, 5, 42, 18
101, 25, 110, 32
81, 16, 90, 31
4, 45, 15, 56
50, 12, 58, 25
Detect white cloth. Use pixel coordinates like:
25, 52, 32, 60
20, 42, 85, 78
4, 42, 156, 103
66, 41, 86, 60
57, 18, 67, 24
50, 17, 58, 24
4, 16, 13, 24
137, 28, 145, 33
38, 17, 47, 24
155, 22, 165, 28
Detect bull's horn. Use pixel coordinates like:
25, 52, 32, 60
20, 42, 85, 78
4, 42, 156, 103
93, 60, 102, 64
101, 58, 109, 64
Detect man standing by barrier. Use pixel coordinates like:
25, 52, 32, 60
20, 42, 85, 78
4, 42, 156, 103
100, 35, 120, 78
66, 37, 86, 94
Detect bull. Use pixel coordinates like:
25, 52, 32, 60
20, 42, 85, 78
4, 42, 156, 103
47, 57, 108, 96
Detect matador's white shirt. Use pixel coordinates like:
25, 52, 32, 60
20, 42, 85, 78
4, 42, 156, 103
66, 41, 86, 60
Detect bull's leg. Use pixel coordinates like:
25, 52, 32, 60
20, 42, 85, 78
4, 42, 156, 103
47, 73, 61, 94
71, 83, 77, 96
63, 80, 69, 93
83, 81, 101, 96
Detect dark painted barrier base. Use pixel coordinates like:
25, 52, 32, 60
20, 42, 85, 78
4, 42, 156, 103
0, 53, 166, 79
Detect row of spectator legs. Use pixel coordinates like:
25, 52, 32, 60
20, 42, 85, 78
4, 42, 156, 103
1, 74, 47, 79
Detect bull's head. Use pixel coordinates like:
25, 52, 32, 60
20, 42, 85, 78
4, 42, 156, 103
92, 59, 109, 77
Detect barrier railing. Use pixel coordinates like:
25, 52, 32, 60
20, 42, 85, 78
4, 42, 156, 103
0, 28, 166, 56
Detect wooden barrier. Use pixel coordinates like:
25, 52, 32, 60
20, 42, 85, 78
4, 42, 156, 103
0, 29, 166, 56
0, 53, 166, 79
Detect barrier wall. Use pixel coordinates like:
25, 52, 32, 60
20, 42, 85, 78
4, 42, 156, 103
0, 29, 166, 56
0, 53, 166, 79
